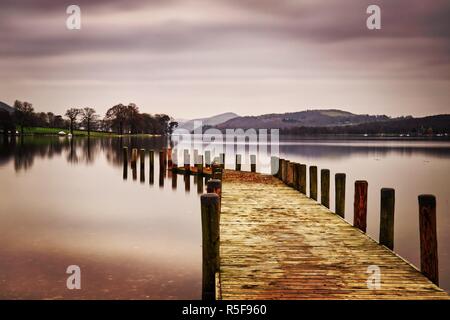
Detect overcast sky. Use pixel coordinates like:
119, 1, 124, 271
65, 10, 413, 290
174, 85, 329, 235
0, 0, 449, 119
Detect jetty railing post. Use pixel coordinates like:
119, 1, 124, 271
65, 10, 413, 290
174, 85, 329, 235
320, 169, 330, 208
353, 180, 368, 232
205, 150, 211, 168
299, 164, 307, 194
149, 150, 154, 184
418, 195, 439, 285
309, 166, 318, 200
335, 173, 346, 218
379, 188, 395, 250
200, 193, 220, 301
293, 163, 299, 190
194, 149, 199, 166
278, 158, 283, 179
271, 156, 279, 176
250, 154, 256, 173
235, 154, 241, 171
287, 162, 294, 187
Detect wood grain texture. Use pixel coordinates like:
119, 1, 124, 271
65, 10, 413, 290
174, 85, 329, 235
219, 170, 449, 300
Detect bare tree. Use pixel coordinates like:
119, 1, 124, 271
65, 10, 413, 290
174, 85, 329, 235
80, 107, 97, 136
65, 108, 82, 135
14, 100, 34, 135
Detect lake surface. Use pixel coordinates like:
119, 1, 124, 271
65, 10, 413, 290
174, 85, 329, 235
0, 135, 449, 298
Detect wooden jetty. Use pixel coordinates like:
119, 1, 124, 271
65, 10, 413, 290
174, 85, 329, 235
215, 170, 449, 300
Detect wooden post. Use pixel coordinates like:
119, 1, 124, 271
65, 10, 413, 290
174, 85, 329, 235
282, 160, 289, 183
159, 150, 165, 172
207, 179, 222, 199
320, 169, 330, 208
149, 150, 154, 185
271, 156, 279, 176
278, 158, 283, 179
353, 180, 368, 232
184, 173, 190, 191
200, 193, 220, 301
309, 166, 318, 200
418, 195, 439, 285
250, 154, 256, 173
299, 164, 307, 194
380, 188, 395, 250
219, 153, 225, 169
235, 154, 241, 171
335, 173, 346, 218
194, 149, 199, 165
287, 162, 294, 187
205, 150, 211, 168
293, 163, 300, 190
184, 149, 190, 174
196, 155, 204, 175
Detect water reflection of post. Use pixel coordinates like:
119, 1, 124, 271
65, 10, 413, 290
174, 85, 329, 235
149, 150, 154, 185
140, 149, 145, 183
197, 176, 204, 194
172, 169, 177, 190
159, 150, 165, 188
122, 146, 128, 180
184, 172, 190, 192
131, 148, 138, 181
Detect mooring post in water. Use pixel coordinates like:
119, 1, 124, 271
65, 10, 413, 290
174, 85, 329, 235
282, 160, 289, 184
172, 169, 178, 190
299, 164, 307, 194
271, 156, 279, 176
205, 150, 211, 168
309, 166, 318, 200
235, 154, 241, 171
184, 149, 190, 174
320, 169, 330, 208
200, 193, 220, 301
250, 154, 256, 173
418, 194, 439, 285
219, 153, 225, 169
207, 179, 222, 200
380, 188, 395, 250
335, 173, 346, 218
194, 149, 199, 165
353, 180, 368, 232
184, 172, 190, 191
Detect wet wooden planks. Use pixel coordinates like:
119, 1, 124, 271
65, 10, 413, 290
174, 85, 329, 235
219, 171, 449, 300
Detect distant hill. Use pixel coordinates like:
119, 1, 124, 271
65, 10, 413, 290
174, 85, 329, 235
0, 101, 14, 113
178, 112, 239, 131
216, 109, 389, 130
281, 115, 450, 135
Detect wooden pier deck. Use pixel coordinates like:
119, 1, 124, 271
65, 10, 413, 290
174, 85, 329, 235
218, 170, 449, 300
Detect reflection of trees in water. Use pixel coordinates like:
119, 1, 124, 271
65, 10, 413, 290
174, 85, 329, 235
0, 135, 168, 172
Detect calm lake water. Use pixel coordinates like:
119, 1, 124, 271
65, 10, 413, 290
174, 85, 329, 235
0, 135, 449, 298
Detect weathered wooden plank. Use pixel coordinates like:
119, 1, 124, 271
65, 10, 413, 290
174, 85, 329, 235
219, 170, 449, 300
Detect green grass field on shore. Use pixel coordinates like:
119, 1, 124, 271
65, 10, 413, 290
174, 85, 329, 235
18, 127, 160, 137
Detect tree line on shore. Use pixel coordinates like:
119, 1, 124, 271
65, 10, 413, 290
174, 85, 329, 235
0, 100, 178, 136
